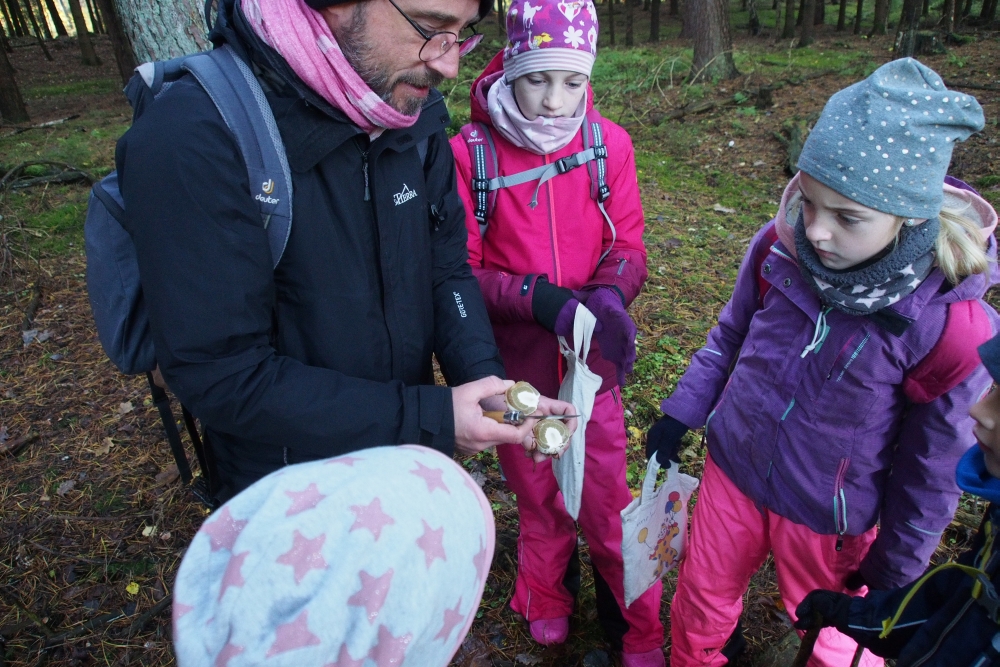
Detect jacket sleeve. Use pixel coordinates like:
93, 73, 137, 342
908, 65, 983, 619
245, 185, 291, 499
449, 132, 539, 326
424, 129, 507, 385
122, 79, 456, 458
660, 222, 776, 429
581, 126, 648, 307
859, 363, 992, 589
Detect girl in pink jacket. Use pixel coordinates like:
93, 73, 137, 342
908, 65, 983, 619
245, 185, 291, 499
450, 1, 658, 664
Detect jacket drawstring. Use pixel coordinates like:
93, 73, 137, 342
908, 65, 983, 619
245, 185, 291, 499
801, 307, 832, 358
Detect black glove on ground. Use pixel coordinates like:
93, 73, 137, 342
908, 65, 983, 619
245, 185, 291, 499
645, 415, 689, 465
794, 590, 853, 632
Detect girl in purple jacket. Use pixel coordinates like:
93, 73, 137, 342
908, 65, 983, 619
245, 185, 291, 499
648, 59, 998, 667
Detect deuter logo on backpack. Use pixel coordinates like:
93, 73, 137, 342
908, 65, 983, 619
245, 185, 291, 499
393, 184, 418, 206
256, 179, 280, 205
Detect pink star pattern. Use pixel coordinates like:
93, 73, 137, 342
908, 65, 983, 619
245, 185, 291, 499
276, 530, 328, 584
416, 519, 447, 568
218, 551, 249, 601
472, 536, 491, 584
347, 569, 394, 623
410, 461, 450, 494
349, 498, 395, 541
323, 644, 365, 667
266, 609, 322, 657
173, 602, 194, 619
214, 641, 244, 667
326, 455, 362, 466
434, 597, 465, 641
201, 507, 248, 552
368, 624, 413, 666
285, 483, 327, 516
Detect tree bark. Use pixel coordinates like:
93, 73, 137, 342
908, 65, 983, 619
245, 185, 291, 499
111, 0, 209, 61
836, 0, 848, 29
5, 0, 28, 36
94, 0, 134, 84
496, 0, 503, 31
894, 0, 921, 55
625, 0, 633, 46
67, 0, 100, 64
798, 0, 815, 44
0, 35, 28, 122
607, 0, 615, 45
961, 0, 972, 17
687, 0, 738, 82
782, 0, 797, 36
20, 0, 52, 60
854, 0, 864, 32
941, 0, 954, 32
669, 0, 678, 15
870, 0, 889, 34
43, 0, 66, 35
980, 0, 998, 23
649, 0, 660, 40
27, 0, 52, 39
748, 0, 761, 34
84, 0, 102, 33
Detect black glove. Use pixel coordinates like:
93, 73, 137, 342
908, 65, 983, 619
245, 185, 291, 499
531, 278, 575, 333
645, 415, 689, 465
793, 590, 852, 632
844, 570, 868, 591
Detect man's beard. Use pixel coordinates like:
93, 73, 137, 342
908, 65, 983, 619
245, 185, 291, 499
336, 4, 444, 117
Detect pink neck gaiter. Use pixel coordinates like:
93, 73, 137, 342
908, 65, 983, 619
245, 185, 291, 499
241, 0, 417, 136
486, 76, 587, 156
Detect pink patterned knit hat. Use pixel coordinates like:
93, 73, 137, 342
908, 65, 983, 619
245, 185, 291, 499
172, 445, 495, 667
503, 0, 599, 81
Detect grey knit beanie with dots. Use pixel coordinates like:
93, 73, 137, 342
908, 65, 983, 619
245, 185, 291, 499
797, 58, 984, 220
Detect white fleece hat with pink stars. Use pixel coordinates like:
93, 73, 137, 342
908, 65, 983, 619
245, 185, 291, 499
172, 445, 496, 667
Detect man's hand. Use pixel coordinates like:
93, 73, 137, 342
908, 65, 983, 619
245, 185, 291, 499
793, 590, 853, 632
453, 377, 534, 456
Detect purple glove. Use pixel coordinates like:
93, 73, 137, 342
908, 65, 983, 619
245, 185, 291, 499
553, 299, 580, 338
584, 288, 637, 387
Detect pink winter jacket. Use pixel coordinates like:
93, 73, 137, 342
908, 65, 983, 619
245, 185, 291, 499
450, 52, 649, 398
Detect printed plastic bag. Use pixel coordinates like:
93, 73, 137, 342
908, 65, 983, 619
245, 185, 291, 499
620, 455, 699, 607
552, 304, 601, 520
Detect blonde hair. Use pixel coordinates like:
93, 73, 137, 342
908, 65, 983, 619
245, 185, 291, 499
907, 199, 991, 285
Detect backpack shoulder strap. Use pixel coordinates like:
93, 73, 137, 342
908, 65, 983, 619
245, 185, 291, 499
461, 121, 498, 237
181, 46, 293, 268
582, 108, 610, 204
752, 221, 780, 309
903, 299, 994, 404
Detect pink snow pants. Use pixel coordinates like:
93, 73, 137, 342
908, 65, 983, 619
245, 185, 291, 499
497, 389, 664, 654
670, 455, 883, 667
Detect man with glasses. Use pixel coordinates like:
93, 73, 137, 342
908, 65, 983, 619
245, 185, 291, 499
117, 0, 574, 503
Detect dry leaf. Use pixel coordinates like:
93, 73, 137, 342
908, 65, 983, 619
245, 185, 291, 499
56, 480, 76, 496
154, 465, 180, 487
515, 654, 543, 666
159, 531, 172, 541
125, 582, 139, 596
141, 525, 158, 538
93, 437, 113, 456
712, 203, 736, 214
40, 489, 51, 502
118, 401, 134, 415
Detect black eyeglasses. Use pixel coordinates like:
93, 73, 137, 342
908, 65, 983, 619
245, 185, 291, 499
386, 0, 484, 62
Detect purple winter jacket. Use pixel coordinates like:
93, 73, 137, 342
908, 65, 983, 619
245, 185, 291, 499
662, 176, 1000, 590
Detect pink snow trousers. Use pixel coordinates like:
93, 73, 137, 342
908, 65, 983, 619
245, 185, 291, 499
497, 389, 664, 654
670, 455, 883, 667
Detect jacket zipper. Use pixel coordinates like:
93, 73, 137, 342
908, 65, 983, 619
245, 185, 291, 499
354, 139, 371, 202
833, 457, 850, 551
617, 258, 628, 276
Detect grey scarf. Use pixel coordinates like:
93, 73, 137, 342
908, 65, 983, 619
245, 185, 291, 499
793, 211, 939, 315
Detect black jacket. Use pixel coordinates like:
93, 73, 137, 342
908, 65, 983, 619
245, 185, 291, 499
117, 0, 504, 500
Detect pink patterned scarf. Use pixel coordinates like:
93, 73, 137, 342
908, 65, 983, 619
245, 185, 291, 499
240, 0, 417, 136
486, 75, 586, 156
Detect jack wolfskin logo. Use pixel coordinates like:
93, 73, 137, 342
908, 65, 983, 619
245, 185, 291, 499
256, 178, 279, 205
393, 184, 418, 206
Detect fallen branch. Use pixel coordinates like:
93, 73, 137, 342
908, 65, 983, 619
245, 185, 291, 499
943, 80, 1000, 92
10, 171, 93, 189
0, 115, 80, 134
121, 595, 172, 639
0, 161, 95, 192
25, 538, 123, 566
0, 432, 39, 457
21, 281, 41, 329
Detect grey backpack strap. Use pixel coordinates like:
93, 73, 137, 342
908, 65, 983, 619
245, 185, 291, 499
182, 46, 293, 268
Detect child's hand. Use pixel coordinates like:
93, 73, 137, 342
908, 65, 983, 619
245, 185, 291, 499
584, 288, 637, 387
793, 590, 852, 632
646, 415, 688, 464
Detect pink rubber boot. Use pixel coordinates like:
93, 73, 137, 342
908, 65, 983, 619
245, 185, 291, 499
529, 617, 569, 646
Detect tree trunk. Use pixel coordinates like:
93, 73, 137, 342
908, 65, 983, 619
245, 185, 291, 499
921, 0, 928, 16
941, 0, 954, 32
649, 0, 660, 40
6, 0, 28, 36
94, 0, 134, 84
43, 0, 66, 35
837, 0, 848, 29
669, 0, 678, 15
84, 0, 102, 33
748, 0, 761, 33
870, 0, 889, 34
687, 0, 738, 81
625, 0, 633, 46
815, 0, 824, 22
799, 0, 815, 44
894, 0, 921, 55
0, 35, 28, 122
854, 0, 864, 31
678, 0, 693, 37
28, 0, 52, 39
607, 0, 615, 45
496, 0, 504, 31
20, 0, 52, 60
961, 0, 972, 17
0, 2, 13, 41
782, 0, 797, 36
67, 0, 100, 64
110, 0, 209, 62
980, 0, 998, 23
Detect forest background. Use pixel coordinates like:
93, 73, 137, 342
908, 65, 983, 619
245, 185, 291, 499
0, 0, 998, 665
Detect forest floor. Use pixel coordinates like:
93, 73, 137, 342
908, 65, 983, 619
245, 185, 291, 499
1, 16, 999, 667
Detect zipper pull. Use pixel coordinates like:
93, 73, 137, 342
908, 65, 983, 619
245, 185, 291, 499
835, 535, 844, 552
362, 151, 371, 202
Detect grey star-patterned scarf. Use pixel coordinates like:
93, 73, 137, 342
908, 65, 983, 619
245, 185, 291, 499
793, 210, 939, 316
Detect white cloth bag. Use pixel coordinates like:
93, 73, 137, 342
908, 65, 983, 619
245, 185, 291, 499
552, 304, 601, 521
620, 455, 699, 607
